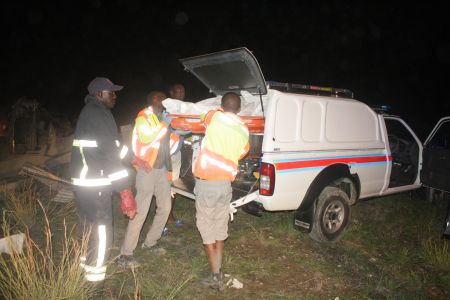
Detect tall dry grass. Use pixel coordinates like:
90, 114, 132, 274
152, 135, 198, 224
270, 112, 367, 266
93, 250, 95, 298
0, 180, 38, 228
0, 197, 92, 299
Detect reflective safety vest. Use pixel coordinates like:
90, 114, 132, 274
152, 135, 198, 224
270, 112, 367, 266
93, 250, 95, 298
194, 109, 250, 181
132, 106, 172, 168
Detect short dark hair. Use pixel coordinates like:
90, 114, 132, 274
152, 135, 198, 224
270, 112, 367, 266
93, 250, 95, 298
169, 83, 184, 91
146, 91, 166, 105
221, 92, 241, 113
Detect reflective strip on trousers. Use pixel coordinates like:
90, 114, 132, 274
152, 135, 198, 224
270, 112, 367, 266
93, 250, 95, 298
80, 225, 107, 282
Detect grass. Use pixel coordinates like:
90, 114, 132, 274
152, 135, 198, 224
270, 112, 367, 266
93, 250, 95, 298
0, 213, 91, 299
0, 180, 38, 228
0, 180, 449, 299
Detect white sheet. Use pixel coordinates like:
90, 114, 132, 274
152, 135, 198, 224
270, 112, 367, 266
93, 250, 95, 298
162, 90, 275, 117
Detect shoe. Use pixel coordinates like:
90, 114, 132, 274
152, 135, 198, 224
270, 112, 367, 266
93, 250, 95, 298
117, 255, 140, 268
162, 227, 169, 236
199, 272, 225, 290
174, 219, 184, 227
141, 243, 167, 255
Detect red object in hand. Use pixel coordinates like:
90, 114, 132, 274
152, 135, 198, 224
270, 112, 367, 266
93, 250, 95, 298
132, 156, 152, 172
120, 187, 137, 219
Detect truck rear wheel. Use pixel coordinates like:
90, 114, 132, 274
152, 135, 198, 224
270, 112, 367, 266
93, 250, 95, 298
309, 186, 350, 243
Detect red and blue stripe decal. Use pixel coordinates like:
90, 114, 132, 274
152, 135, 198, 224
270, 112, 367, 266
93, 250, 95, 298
274, 154, 392, 173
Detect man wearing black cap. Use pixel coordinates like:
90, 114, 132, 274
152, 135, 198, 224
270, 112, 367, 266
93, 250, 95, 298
70, 77, 137, 291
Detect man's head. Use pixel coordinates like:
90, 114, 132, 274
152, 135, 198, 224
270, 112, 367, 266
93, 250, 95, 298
169, 83, 185, 101
147, 91, 167, 113
221, 92, 241, 114
87, 77, 123, 109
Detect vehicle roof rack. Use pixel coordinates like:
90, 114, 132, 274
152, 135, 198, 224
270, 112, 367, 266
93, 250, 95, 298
267, 81, 354, 99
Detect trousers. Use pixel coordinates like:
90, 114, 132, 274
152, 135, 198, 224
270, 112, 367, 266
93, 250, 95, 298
74, 188, 113, 282
120, 168, 171, 255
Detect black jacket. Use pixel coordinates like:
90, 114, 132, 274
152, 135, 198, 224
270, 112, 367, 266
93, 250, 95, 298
70, 95, 131, 192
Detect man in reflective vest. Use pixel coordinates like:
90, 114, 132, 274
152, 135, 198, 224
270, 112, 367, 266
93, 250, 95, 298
118, 90, 173, 267
70, 77, 136, 289
166, 82, 189, 230
194, 92, 249, 290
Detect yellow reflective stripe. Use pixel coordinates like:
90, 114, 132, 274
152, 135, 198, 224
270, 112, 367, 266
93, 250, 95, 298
80, 263, 107, 274
80, 261, 107, 282
108, 169, 128, 181
79, 225, 107, 282
96, 225, 106, 268
73, 139, 98, 147
80, 164, 88, 179
85, 272, 106, 282
120, 145, 128, 159
72, 178, 111, 186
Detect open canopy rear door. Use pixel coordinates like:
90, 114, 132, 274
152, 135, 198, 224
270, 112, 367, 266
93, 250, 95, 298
421, 117, 450, 192
180, 47, 267, 96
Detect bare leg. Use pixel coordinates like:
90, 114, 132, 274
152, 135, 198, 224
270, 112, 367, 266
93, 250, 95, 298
215, 240, 224, 272
203, 243, 219, 273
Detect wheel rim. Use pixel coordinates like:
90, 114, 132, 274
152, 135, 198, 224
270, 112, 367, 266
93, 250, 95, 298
322, 199, 345, 234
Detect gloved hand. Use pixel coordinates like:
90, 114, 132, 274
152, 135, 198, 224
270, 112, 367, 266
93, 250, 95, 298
162, 111, 173, 125
174, 129, 191, 136
132, 156, 152, 172
119, 187, 137, 219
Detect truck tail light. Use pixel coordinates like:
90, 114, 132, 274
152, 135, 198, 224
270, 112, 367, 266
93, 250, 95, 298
259, 162, 275, 196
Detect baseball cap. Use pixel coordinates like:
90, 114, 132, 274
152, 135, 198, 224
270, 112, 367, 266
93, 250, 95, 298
87, 77, 123, 95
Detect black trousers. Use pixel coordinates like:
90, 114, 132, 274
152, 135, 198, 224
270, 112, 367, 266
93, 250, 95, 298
74, 187, 113, 282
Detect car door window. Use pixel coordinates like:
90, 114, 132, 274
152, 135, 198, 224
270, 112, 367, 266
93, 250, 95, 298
385, 118, 420, 187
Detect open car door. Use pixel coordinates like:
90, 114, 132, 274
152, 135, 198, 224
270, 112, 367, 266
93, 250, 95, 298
421, 117, 450, 237
421, 117, 450, 193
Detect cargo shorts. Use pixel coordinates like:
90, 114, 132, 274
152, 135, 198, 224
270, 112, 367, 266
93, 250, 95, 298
194, 179, 232, 244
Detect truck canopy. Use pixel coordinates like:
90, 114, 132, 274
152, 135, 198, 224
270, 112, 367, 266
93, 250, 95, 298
180, 47, 267, 96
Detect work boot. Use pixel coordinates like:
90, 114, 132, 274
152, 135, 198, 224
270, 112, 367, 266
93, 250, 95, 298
117, 255, 140, 268
199, 272, 225, 290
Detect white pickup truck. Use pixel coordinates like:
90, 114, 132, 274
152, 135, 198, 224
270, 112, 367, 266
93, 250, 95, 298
168, 47, 450, 242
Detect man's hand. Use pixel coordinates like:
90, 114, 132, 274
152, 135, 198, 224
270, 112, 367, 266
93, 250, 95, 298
119, 187, 137, 219
162, 111, 173, 125
132, 156, 152, 172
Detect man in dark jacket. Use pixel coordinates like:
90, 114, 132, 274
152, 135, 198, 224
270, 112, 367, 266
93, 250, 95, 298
70, 77, 137, 287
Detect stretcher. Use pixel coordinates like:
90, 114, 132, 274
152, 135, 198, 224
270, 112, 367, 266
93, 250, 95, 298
169, 114, 265, 134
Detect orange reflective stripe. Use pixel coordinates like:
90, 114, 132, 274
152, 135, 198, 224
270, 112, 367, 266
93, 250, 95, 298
203, 109, 219, 126
194, 149, 238, 181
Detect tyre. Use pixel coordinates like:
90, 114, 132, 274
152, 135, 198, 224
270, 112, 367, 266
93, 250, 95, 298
309, 186, 350, 243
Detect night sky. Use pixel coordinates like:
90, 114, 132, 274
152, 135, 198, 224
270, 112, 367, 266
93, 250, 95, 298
4, 0, 450, 139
